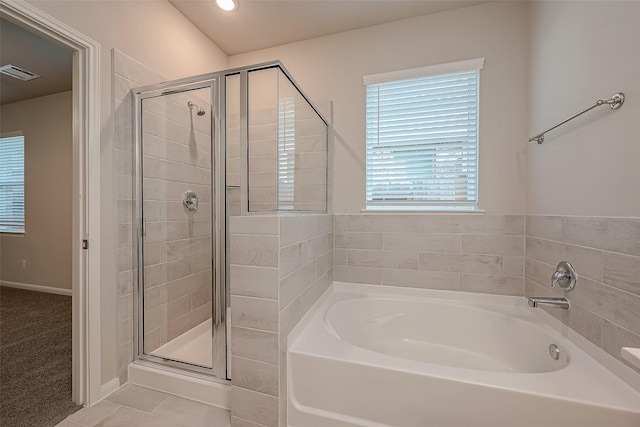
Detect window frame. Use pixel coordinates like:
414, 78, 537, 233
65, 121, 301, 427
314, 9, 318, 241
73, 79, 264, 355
0, 133, 25, 234
363, 58, 484, 212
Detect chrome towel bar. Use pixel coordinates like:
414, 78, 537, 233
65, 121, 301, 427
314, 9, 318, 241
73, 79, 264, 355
528, 92, 625, 144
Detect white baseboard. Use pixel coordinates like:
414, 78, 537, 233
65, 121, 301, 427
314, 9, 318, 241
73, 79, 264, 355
99, 377, 122, 401
0, 280, 72, 296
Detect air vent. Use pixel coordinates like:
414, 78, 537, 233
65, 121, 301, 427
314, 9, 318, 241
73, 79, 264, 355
0, 64, 40, 81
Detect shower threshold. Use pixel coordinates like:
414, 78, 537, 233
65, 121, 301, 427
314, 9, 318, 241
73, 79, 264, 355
152, 319, 213, 368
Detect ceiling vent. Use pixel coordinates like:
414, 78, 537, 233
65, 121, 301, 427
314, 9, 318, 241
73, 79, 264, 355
0, 64, 40, 81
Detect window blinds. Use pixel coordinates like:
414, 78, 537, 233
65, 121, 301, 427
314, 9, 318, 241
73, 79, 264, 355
0, 136, 25, 232
278, 97, 295, 209
365, 69, 479, 208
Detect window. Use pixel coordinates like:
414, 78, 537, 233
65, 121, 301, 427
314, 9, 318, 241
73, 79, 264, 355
278, 97, 295, 209
0, 135, 25, 233
364, 58, 483, 210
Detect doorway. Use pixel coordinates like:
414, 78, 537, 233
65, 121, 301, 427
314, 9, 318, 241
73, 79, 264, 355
0, 0, 101, 409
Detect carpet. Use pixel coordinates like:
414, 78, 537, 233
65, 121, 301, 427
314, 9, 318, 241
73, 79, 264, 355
0, 286, 82, 427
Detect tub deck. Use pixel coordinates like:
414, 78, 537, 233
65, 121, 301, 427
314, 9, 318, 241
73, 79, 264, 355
287, 282, 640, 427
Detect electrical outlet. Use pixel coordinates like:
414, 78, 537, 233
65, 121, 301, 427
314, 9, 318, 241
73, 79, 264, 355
21, 259, 27, 269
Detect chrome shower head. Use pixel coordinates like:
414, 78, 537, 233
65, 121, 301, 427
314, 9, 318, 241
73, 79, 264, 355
188, 100, 206, 116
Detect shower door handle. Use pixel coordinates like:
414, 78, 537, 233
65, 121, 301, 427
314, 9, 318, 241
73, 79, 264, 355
141, 218, 147, 237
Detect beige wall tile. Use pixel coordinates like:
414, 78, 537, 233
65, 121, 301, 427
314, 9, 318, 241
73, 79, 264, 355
230, 265, 278, 300
603, 252, 640, 296
229, 216, 279, 235
279, 243, 301, 278
231, 327, 278, 364
461, 235, 524, 255
602, 320, 640, 372
279, 216, 318, 247
503, 256, 524, 276
419, 215, 505, 235
348, 215, 420, 232
279, 261, 316, 308
383, 233, 460, 253
568, 276, 640, 334
505, 215, 525, 235
231, 416, 268, 427
349, 249, 418, 270
564, 217, 640, 257
231, 296, 278, 332
334, 265, 382, 284
460, 274, 523, 296
335, 231, 383, 250
526, 215, 564, 240
381, 269, 459, 291
334, 248, 347, 266
231, 387, 278, 427
230, 235, 279, 267
231, 357, 279, 397
419, 253, 502, 274
300, 233, 333, 265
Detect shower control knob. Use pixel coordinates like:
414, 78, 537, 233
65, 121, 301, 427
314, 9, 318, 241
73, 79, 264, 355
183, 190, 199, 212
551, 261, 576, 291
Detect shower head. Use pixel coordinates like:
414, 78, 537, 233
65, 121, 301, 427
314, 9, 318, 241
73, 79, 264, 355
188, 100, 206, 116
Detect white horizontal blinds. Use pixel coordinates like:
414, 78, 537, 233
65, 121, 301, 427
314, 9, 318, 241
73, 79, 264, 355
366, 69, 479, 207
278, 97, 295, 209
0, 136, 25, 232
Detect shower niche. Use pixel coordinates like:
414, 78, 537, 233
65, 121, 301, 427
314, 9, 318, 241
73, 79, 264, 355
133, 63, 328, 380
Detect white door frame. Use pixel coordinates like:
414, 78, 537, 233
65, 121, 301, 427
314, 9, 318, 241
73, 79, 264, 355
0, 0, 101, 405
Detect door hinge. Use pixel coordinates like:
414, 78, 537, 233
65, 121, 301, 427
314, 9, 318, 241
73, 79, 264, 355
82, 239, 89, 250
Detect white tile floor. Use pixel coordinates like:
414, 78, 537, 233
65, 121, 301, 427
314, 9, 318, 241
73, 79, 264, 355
55, 384, 231, 427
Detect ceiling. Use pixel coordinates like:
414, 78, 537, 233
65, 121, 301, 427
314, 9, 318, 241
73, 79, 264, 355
169, 0, 485, 55
0, 18, 73, 105
0, 1, 483, 104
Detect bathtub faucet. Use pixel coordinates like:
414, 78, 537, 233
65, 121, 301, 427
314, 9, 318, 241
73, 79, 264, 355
527, 296, 570, 310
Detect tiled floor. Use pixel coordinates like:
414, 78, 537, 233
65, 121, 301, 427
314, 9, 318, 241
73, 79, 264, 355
54, 385, 231, 427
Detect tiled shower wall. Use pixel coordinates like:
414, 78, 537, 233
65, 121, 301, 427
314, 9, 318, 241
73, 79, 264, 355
113, 49, 163, 382
139, 90, 213, 352
229, 214, 333, 427
333, 214, 525, 296
114, 50, 217, 378
525, 215, 640, 373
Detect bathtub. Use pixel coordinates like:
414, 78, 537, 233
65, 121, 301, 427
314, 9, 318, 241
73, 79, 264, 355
287, 282, 640, 427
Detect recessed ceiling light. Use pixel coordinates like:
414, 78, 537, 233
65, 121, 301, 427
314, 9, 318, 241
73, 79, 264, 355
216, 0, 237, 12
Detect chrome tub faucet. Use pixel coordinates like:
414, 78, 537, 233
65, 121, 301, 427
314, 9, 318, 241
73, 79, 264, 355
528, 261, 576, 310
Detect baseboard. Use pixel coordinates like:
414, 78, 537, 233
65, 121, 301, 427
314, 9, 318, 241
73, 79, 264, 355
0, 280, 72, 296
99, 377, 122, 401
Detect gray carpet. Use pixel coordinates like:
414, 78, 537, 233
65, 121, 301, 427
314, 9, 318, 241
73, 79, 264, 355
0, 286, 82, 427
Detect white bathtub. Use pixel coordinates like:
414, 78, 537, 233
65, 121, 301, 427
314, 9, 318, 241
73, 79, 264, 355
287, 282, 640, 427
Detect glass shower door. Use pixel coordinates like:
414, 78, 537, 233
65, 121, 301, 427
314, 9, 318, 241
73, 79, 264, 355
137, 82, 221, 373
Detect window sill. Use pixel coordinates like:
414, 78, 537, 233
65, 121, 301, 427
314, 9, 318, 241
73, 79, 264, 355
362, 207, 486, 214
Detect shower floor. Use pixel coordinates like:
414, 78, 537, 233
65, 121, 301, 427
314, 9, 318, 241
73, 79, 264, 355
152, 319, 212, 368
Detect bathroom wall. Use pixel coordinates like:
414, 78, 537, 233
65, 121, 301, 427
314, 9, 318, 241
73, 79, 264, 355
228, 1, 529, 215
229, 214, 333, 427
526, 216, 640, 372
526, 1, 640, 373
527, 1, 640, 217
334, 214, 524, 295
29, 0, 229, 386
113, 49, 163, 383
0, 91, 72, 292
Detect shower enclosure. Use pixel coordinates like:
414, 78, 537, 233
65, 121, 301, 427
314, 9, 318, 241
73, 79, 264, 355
133, 62, 328, 380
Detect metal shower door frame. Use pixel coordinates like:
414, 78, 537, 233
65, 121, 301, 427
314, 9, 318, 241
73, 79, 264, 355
133, 77, 228, 380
